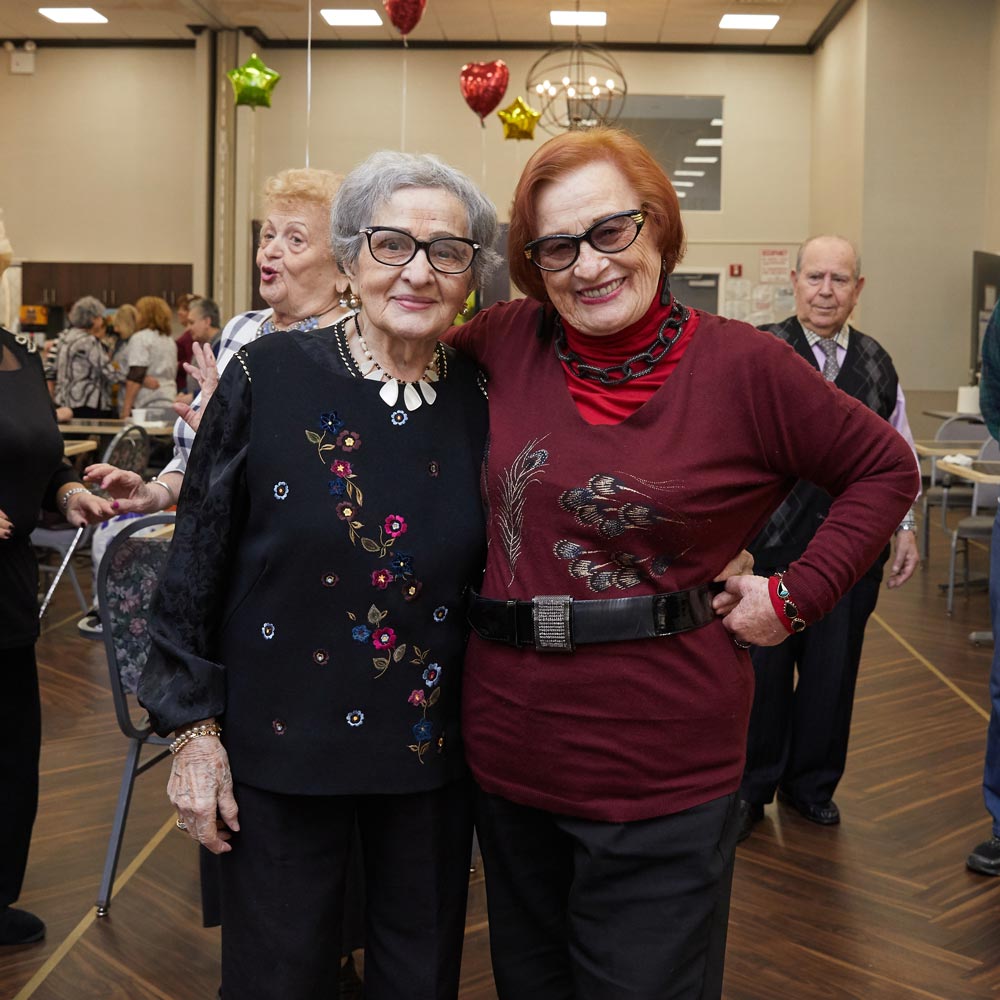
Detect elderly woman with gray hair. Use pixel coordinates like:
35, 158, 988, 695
138, 151, 500, 1000
51, 295, 121, 420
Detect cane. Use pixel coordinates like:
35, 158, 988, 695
38, 525, 86, 621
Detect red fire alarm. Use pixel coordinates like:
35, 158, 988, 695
729, 264, 743, 278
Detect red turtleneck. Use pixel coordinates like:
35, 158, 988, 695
560, 287, 700, 425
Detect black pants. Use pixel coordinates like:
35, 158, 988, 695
741, 574, 880, 805
0, 645, 41, 907
475, 789, 740, 1000
219, 777, 474, 1000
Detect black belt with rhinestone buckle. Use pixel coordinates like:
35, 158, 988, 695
467, 583, 723, 654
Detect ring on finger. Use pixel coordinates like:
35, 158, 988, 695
733, 639, 751, 650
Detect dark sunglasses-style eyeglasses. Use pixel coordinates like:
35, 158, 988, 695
359, 227, 480, 275
523, 210, 645, 272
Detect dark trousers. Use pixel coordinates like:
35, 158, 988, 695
219, 777, 474, 1000
475, 789, 740, 1000
741, 574, 881, 805
0, 645, 41, 907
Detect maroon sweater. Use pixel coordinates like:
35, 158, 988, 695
450, 298, 918, 822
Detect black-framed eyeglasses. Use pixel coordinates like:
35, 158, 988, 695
359, 227, 480, 275
523, 210, 645, 272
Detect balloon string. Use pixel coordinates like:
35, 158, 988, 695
481, 122, 487, 189
400, 50, 408, 151
305, 0, 313, 167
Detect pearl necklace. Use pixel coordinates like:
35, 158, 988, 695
351, 314, 445, 411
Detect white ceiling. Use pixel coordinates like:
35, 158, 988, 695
0, 0, 848, 48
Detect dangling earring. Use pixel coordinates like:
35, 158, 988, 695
340, 287, 361, 311
460, 302, 472, 318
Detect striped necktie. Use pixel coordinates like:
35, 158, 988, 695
817, 339, 840, 381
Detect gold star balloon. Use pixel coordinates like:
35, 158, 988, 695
227, 53, 281, 110
497, 96, 541, 141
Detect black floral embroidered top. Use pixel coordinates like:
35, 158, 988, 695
140, 321, 488, 796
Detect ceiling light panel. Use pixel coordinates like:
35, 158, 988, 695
719, 14, 779, 30
38, 7, 107, 23
320, 9, 383, 26
550, 10, 607, 27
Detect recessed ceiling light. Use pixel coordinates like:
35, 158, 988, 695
38, 7, 107, 23
320, 8, 383, 26
711, 118, 724, 127
672, 181, 695, 188
674, 170, 705, 177
684, 156, 718, 164
696, 138, 723, 147
719, 14, 779, 30
550, 10, 607, 27
676, 191, 687, 199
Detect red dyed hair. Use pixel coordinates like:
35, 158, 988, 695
508, 127, 686, 303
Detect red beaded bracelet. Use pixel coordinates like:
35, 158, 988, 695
768, 572, 807, 634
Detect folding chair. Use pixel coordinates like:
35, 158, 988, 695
946, 438, 1000, 614
94, 512, 175, 916
921, 415, 989, 561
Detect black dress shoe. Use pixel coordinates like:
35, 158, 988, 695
777, 790, 840, 825
0, 906, 45, 945
737, 799, 764, 843
967, 835, 1000, 875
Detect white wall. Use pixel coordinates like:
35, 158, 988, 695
987, 0, 1000, 250
861, 0, 993, 388
0, 47, 201, 265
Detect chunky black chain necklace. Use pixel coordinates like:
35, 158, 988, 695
553, 296, 690, 385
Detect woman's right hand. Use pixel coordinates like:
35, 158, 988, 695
0, 507, 12, 540
168, 736, 240, 855
174, 343, 220, 433
84, 464, 163, 514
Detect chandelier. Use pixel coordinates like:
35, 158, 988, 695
525, 36, 628, 135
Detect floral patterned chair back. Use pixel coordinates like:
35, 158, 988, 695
97, 512, 175, 739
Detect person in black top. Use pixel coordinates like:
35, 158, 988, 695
0, 324, 113, 946
139, 152, 500, 1000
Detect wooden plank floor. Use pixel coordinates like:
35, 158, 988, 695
3, 517, 1000, 999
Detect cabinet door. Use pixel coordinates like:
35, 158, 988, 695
22, 262, 55, 305
108, 263, 148, 308
59, 263, 112, 310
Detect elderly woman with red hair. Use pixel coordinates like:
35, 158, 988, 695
449, 127, 918, 998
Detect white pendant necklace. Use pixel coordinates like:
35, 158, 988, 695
351, 315, 445, 411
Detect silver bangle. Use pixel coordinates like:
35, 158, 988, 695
59, 486, 89, 513
148, 478, 175, 506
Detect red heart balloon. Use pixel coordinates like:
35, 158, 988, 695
459, 61, 510, 122
383, 0, 426, 36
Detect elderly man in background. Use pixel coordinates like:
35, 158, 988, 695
176, 297, 222, 403
967, 300, 1000, 875
738, 235, 920, 841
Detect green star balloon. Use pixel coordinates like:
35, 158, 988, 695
227, 53, 281, 110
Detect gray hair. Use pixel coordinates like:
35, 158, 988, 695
331, 151, 501, 285
796, 235, 862, 280
190, 296, 221, 329
69, 295, 107, 330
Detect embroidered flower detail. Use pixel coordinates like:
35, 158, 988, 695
390, 409, 408, 427
372, 627, 397, 650
312, 649, 329, 665
428, 460, 440, 477
371, 568, 394, 590
273, 481, 290, 500
432, 606, 448, 623
129, 618, 147, 637
261, 622, 276, 640
328, 478, 347, 497
423, 663, 442, 687
318, 411, 344, 434
412, 719, 434, 742
401, 580, 423, 602
384, 514, 407, 537
352, 624, 372, 643
389, 552, 414, 576
408, 689, 426, 706
330, 459, 353, 478
336, 501, 357, 521
346, 710, 364, 727
322, 572, 340, 588
336, 430, 361, 452
272, 719, 286, 735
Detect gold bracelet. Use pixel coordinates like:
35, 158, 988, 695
169, 723, 222, 755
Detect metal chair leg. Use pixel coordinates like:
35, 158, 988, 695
947, 530, 959, 614
96, 737, 143, 916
